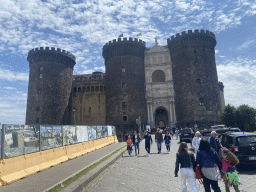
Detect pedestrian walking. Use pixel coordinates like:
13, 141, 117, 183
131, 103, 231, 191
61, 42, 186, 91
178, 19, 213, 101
196, 139, 222, 192
125, 132, 129, 141
175, 142, 199, 192
155, 128, 163, 153
208, 131, 221, 156
220, 148, 241, 192
171, 128, 175, 139
144, 129, 153, 156
132, 131, 141, 156
164, 131, 171, 153
126, 136, 133, 156
175, 128, 180, 140
192, 131, 201, 153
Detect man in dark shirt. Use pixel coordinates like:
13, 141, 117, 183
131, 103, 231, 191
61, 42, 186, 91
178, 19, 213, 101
155, 128, 163, 153
144, 129, 153, 156
208, 131, 221, 156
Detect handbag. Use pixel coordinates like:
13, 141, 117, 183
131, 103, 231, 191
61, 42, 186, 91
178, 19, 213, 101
195, 166, 204, 185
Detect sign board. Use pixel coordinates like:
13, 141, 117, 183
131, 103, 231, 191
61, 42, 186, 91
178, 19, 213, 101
136, 119, 141, 124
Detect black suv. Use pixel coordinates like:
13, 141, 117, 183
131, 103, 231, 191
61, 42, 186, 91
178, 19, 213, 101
179, 128, 194, 143
220, 132, 256, 165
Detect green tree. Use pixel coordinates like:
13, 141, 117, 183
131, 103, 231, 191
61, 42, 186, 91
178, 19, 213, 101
235, 105, 256, 132
219, 104, 237, 127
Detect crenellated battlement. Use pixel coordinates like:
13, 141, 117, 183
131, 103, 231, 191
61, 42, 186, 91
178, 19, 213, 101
102, 37, 146, 60
167, 29, 217, 55
27, 47, 76, 67
103, 37, 145, 50
167, 29, 216, 43
28, 47, 76, 61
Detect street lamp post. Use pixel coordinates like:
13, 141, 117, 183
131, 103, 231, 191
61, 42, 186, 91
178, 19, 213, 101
72, 108, 76, 126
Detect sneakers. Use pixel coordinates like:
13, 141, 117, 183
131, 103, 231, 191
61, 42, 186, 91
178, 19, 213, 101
147, 153, 150, 156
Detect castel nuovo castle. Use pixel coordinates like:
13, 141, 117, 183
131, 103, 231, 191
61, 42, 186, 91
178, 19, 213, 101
25, 29, 225, 140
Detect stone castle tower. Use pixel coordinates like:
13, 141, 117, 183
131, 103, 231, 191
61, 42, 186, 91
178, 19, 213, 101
102, 38, 148, 136
167, 30, 221, 127
26, 47, 76, 125
25, 29, 225, 141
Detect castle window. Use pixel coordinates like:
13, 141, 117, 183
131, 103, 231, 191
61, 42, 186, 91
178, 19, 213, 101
78, 87, 81, 92
194, 50, 196, 53
152, 70, 165, 82
36, 106, 40, 111
122, 102, 127, 110
96, 86, 99, 91
122, 68, 125, 73
73, 87, 77, 92
91, 86, 94, 91
196, 79, 201, 84
87, 86, 90, 92
199, 98, 204, 106
37, 89, 41, 95
122, 83, 126, 89
36, 118, 39, 124
82, 87, 85, 92
89, 107, 91, 113
40, 74, 43, 78
40, 67, 43, 71
123, 115, 128, 121
100, 86, 103, 91
121, 56, 125, 61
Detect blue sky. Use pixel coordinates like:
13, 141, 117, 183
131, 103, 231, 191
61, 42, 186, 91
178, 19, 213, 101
0, 0, 256, 124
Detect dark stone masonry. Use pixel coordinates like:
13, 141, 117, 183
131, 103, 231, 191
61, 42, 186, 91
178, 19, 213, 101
25, 30, 224, 141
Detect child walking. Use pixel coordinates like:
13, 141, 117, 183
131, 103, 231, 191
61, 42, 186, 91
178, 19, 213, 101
126, 136, 133, 156
221, 148, 241, 192
164, 131, 171, 153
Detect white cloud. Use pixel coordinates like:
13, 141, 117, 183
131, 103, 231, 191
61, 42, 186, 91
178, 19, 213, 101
0, 68, 29, 81
217, 57, 256, 108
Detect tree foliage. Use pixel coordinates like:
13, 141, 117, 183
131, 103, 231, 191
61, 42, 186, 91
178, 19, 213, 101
219, 104, 256, 132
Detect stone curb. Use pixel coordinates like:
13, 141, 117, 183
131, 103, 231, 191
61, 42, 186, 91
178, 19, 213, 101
58, 144, 127, 192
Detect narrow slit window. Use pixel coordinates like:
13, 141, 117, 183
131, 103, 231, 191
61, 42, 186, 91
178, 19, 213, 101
199, 98, 204, 106
122, 102, 127, 110
123, 115, 128, 121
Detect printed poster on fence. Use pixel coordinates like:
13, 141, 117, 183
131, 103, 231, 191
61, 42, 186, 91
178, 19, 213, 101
76, 126, 88, 142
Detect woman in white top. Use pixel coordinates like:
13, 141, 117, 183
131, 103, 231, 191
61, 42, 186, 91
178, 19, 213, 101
192, 131, 201, 152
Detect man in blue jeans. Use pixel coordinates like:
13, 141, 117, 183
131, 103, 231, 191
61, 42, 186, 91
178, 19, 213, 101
132, 131, 141, 156
155, 128, 163, 153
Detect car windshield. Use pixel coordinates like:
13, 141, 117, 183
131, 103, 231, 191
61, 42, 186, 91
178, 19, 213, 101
211, 125, 226, 129
180, 129, 191, 133
237, 136, 256, 146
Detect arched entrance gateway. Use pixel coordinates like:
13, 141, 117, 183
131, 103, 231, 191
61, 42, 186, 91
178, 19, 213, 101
155, 108, 168, 128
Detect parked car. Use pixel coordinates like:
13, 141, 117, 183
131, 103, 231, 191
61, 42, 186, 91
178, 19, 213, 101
220, 132, 256, 165
210, 125, 227, 129
200, 128, 241, 141
179, 128, 194, 143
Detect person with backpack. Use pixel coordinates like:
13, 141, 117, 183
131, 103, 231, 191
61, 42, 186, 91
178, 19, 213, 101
164, 131, 171, 153
132, 131, 141, 156
175, 142, 199, 192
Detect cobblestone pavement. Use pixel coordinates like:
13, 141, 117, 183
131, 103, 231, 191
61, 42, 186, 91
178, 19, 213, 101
87, 135, 256, 192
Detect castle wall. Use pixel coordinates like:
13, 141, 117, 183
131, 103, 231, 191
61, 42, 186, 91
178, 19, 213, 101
167, 30, 221, 128
26, 47, 76, 125
103, 38, 147, 141
71, 73, 106, 125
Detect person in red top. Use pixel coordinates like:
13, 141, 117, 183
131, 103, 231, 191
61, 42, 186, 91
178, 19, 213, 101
220, 148, 241, 192
126, 136, 133, 156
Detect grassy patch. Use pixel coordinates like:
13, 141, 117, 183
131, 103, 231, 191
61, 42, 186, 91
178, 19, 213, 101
47, 145, 126, 192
